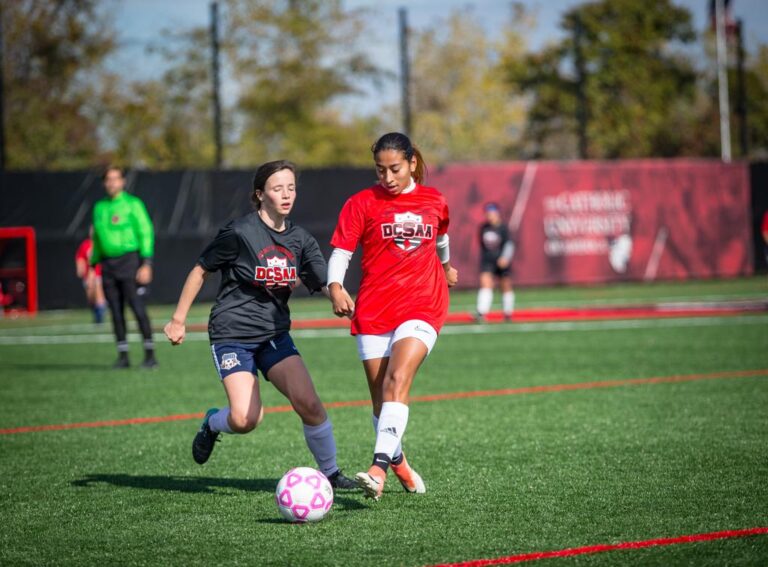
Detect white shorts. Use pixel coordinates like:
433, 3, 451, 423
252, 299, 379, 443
356, 319, 438, 361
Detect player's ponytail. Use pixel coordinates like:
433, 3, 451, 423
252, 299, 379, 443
410, 145, 426, 185
371, 132, 428, 185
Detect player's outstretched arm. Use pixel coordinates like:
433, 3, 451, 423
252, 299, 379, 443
326, 247, 355, 318
164, 264, 210, 345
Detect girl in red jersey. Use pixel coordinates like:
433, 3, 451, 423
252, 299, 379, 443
328, 132, 458, 500
74, 226, 107, 324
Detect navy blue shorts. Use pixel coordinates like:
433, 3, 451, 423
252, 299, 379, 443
480, 260, 511, 278
210, 332, 300, 381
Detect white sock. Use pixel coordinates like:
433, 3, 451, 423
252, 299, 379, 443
477, 288, 493, 315
303, 419, 338, 477
373, 414, 402, 460
502, 291, 515, 315
208, 408, 233, 434
374, 402, 409, 460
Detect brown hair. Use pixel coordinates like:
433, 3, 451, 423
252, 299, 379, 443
371, 132, 427, 184
251, 160, 297, 209
101, 165, 125, 180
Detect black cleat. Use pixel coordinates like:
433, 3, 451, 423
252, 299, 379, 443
328, 469, 359, 490
192, 408, 221, 464
141, 356, 159, 369
113, 355, 130, 369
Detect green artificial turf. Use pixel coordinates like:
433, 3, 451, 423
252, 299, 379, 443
0, 278, 766, 566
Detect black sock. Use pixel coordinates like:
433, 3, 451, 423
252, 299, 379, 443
372, 453, 391, 474
144, 349, 155, 361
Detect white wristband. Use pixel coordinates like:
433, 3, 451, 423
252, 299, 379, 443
327, 248, 353, 286
436, 234, 450, 263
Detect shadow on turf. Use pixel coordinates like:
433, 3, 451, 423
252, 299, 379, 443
71, 474, 368, 511
253, 495, 366, 522
72, 474, 279, 494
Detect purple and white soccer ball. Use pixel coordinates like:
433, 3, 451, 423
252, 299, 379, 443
275, 467, 333, 523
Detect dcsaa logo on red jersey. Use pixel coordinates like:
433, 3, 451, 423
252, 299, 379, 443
255, 255, 297, 288
381, 211, 434, 251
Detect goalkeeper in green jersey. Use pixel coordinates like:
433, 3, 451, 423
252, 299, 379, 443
91, 166, 157, 369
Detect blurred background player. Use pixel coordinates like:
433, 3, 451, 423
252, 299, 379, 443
475, 202, 515, 322
328, 132, 458, 500
163, 160, 357, 490
91, 166, 157, 369
74, 226, 107, 324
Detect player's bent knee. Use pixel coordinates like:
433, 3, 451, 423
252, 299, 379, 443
383, 368, 413, 400
230, 406, 263, 433
292, 395, 326, 423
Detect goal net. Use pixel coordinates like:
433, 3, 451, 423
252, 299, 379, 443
0, 227, 38, 315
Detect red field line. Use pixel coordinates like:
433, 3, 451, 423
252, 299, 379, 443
0, 413, 206, 434
182, 301, 768, 331
449, 307, 764, 324
1, 368, 766, 435
407, 368, 768, 404
427, 526, 768, 566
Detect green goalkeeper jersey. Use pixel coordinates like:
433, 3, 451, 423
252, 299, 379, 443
91, 191, 154, 265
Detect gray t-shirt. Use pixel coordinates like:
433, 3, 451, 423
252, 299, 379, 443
198, 212, 327, 343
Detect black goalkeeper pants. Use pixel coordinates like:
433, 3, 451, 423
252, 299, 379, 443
101, 252, 153, 348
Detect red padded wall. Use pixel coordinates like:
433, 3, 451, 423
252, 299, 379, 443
430, 160, 752, 286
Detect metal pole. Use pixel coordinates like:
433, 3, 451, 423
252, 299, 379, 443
573, 14, 588, 159
210, 1, 223, 169
715, 0, 732, 162
0, 3, 6, 171
398, 7, 412, 137
735, 19, 748, 157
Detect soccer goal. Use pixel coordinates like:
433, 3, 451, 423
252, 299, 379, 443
0, 227, 38, 315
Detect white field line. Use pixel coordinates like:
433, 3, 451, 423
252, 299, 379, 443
444, 294, 767, 311
3, 294, 765, 337
0, 315, 766, 346
0, 319, 210, 335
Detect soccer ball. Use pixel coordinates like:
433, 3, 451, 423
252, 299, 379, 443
275, 467, 333, 523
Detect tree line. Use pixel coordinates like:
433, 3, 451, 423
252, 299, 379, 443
4, 0, 767, 170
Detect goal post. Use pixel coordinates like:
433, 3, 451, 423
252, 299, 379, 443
0, 226, 38, 315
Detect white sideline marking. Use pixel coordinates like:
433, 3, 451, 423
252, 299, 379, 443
449, 293, 767, 310
0, 315, 766, 345
4, 294, 764, 337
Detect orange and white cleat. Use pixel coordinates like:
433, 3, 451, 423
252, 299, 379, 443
355, 465, 386, 500
391, 454, 426, 494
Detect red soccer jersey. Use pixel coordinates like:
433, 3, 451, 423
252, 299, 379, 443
331, 183, 450, 335
75, 238, 102, 277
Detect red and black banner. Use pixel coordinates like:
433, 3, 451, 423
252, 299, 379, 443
431, 160, 752, 286
0, 161, 756, 308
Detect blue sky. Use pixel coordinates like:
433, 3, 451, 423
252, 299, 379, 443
109, 0, 768, 116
